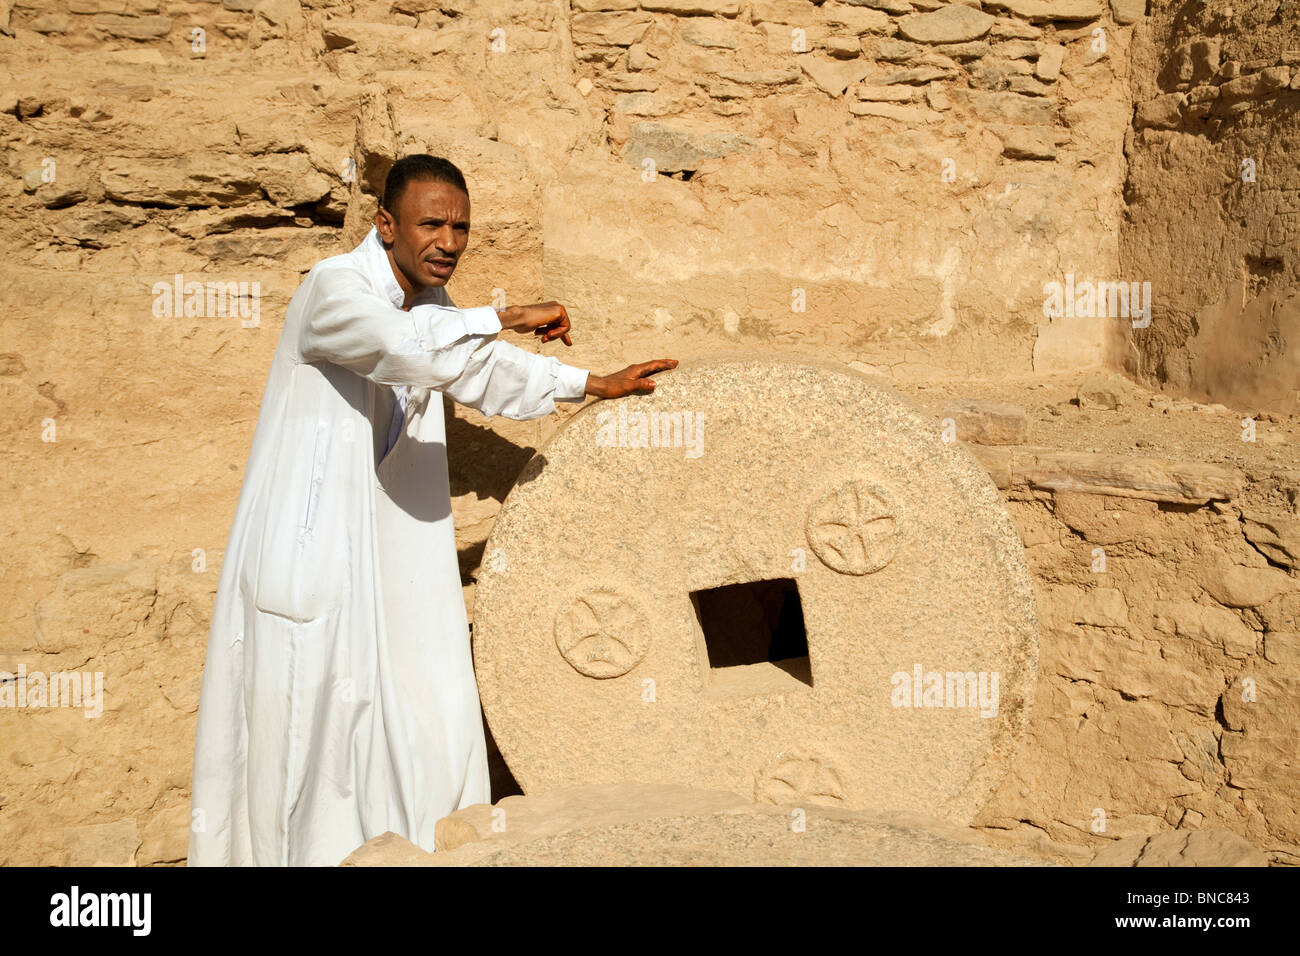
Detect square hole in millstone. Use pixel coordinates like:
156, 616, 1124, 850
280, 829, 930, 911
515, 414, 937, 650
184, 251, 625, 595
690, 578, 812, 697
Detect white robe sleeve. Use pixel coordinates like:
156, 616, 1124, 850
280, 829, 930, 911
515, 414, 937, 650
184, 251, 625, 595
297, 262, 589, 421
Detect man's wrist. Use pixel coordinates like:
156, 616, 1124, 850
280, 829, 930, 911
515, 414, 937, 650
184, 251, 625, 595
584, 374, 605, 399
461, 305, 503, 335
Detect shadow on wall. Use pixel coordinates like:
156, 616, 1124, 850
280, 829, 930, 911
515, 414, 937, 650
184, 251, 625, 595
444, 394, 536, 502
1180, 286, 1300, 415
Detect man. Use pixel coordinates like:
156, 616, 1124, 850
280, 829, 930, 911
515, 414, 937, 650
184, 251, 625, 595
188, 154, 676, 866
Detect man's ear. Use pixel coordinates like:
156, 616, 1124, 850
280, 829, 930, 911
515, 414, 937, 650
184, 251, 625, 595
374, 206, 396, 244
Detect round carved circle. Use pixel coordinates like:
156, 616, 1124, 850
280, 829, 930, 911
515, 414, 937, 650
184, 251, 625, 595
806, 479, 899, 575
754, 752, 847, 808
554, 589, 649, 679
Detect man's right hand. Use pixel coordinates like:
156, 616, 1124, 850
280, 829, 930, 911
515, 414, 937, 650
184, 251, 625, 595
586, 360, 679, 399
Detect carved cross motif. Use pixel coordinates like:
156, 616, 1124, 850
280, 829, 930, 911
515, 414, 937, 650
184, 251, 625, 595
755, 753, 847, 807
554, 589, 649, 679
806, 479, 899, 575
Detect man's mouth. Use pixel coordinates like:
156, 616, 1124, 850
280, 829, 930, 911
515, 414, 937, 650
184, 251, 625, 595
427, 258, 455, 273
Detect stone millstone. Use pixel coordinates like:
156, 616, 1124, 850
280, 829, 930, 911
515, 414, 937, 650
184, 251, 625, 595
473, 355, 1039, 822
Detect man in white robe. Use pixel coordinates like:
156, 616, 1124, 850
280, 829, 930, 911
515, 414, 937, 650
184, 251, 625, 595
188, 155, 675, 866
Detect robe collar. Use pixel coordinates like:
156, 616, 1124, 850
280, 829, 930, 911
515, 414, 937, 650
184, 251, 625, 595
359, 226, 445, 311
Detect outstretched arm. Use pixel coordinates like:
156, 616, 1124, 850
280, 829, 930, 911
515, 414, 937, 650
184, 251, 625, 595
296, 264, 587, 419
297, 266, 676, 416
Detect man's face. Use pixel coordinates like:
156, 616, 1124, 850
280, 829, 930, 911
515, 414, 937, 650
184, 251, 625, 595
374, 178, 470, 294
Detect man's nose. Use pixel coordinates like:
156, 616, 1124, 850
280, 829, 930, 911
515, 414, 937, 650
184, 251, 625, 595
434, 226, 459, 254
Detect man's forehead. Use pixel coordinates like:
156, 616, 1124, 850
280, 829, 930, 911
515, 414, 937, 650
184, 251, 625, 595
400, 179, 470, 218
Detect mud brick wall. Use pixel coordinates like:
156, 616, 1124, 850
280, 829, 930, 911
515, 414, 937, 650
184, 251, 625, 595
1123, 0, 1300, 415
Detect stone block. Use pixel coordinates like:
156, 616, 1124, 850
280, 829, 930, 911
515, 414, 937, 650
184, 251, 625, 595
1199, 559, 1294, 609
35, 561, 157, 655
1035, 44, 1064, 80
994, 124, 1057, 158
641, 0, 740, 14
799, 55, 874, 95
622, 122, 758, 172
897, 4, 994, 44
942, 399, 1030, 445
92, 13, 172, 38
1077, 371, 1131, 409
571, 10, 654, 46
849, 101, 943, 122
821, 0, 891, 34
58, 821, 140, 866
1109, 0, 1145, 23
985, 0, 1102, 20
1089, 830, 1269, 866
1242, 511, 1300, 570
681, 16, 737, 48
1013, 451, 1242, 504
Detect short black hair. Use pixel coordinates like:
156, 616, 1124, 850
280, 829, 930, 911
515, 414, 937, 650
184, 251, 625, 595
381, 154, 468, 217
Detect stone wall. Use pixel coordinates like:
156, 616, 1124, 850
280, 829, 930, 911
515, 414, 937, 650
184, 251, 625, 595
978, 479, 1299, 864
1, 0, 1296, 865
3, 0, 1143, 380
